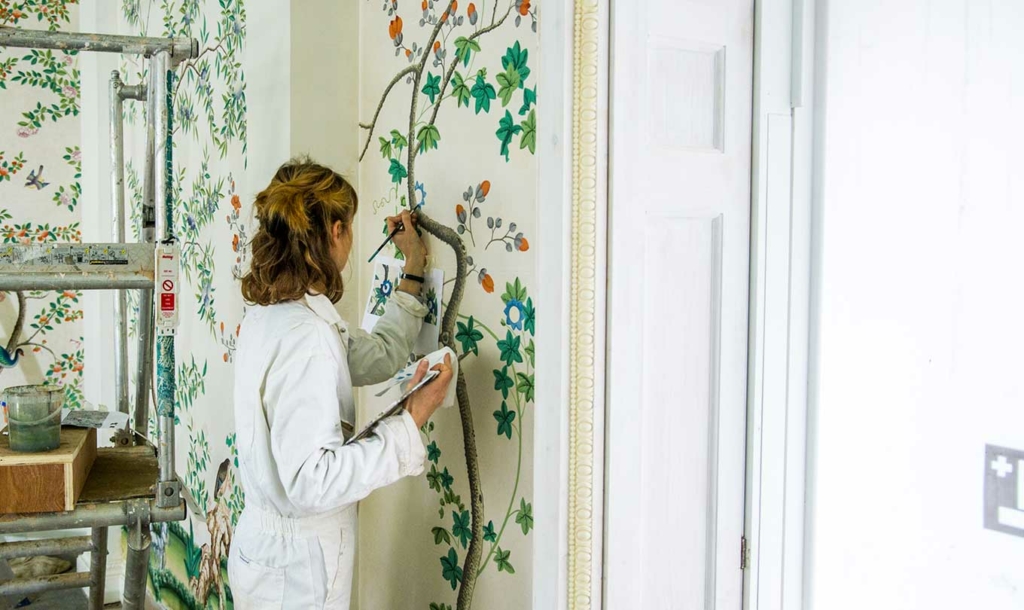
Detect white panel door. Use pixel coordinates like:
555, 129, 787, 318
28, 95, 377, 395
605, 0, 753, 608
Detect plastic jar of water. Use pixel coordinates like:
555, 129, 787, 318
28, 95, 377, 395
3, 385, 64, 452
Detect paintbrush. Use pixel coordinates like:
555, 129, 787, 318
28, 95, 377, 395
367, 203, 424, 263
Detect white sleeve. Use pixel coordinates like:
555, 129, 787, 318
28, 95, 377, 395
347, 291, 427, 387
265, 334, 426, 513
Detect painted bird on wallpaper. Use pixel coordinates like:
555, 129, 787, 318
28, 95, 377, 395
24, 166, 49, 190
191, 458, 234, 609
0, 346, 24, 368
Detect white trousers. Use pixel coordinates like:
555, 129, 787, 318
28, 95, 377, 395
227, 503, 356, 609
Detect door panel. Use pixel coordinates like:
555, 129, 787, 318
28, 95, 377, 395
606, 0, 753, 608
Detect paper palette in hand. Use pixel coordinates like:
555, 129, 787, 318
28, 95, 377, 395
346, 360, 439, 445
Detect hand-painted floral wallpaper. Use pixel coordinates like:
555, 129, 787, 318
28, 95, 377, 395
0, 2, 86, 409
115, 1, 248, 608
357, 1, 539, 608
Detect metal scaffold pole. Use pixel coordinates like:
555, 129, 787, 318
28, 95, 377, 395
0, 26, 194, 610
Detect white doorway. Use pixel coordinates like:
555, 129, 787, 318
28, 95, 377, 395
604, 0, 754, 608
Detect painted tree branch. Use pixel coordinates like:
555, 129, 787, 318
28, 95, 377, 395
405, 3, 453, 212
364, 1, 522, 605
359, 65, 418, 162
0, 291, 26, 374
428, 4, 514, 129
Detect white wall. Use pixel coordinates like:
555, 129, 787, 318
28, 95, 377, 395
807, 1, 1024, 608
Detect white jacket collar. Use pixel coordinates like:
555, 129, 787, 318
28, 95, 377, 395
303, 293, 348, 333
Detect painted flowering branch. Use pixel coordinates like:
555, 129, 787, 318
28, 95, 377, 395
366, 0, 534, 605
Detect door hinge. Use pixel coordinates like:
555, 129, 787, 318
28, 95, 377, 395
740, 536, 750, 570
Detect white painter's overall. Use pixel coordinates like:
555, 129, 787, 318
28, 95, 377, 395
228, 291, 427, 609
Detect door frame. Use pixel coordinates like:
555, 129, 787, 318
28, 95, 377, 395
531, 1, 818, 609
743, 0, 817, 609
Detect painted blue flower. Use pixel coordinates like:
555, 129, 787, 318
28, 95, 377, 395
381, 279, 393, 297
504, 298, 525, 331
415, 181, 428, 207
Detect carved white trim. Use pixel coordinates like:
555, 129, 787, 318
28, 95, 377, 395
568, 0, 604, 608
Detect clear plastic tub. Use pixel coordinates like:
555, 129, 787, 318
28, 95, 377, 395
3, 385, 64, 452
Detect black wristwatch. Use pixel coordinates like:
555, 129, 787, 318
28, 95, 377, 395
401, 272, 426, 284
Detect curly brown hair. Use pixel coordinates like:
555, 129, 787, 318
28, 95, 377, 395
240, 158, 358, 305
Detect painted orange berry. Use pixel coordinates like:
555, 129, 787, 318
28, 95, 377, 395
434, 41, 441, 54
452, 1, 458, 11
482, 274, 495, 293
232, 234, 239, 252
480, 180, 490, 196
519, 0, 530, 15
468, 3, 476, 15
223, 353, 229, 362
405, 49, 412, 58
518, 237, 530, 252
389, 16, 403, 39
422, 0, 428, 9
220, 321, 225, 333
231, 193, 241, 211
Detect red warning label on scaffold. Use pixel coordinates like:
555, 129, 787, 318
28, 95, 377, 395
161, 293, 175, 311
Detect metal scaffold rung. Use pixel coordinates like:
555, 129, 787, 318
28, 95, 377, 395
0, 242, 154, 291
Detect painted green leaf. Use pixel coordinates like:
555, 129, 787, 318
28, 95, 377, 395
432, 526, 452, 546
454, 36, 481, 67
493, 401, 516, 439
430, 604, 453, 610
502, 278, 529, 304
417, 124, 441, 153
483, 520, 497, 542
525, 339, 535, 367
427, 441, 441, 463
498, 331, 523, 366
456, 317, 484, 355
452, 510, 472, 548
440, 467, 454, 490
388, 158, 408, 184
516, 372, 535, 402
524, 297, 536, 335
390, 129, 408, 152
379, 136, 392, 159
520, 108, 537, 154
427, 464, 443, 492
440, 548, 463, 590
452, 71, 472, 108
493, 367, 514, 399
519, 86, 537, 116
496, 66, 521, 107
495, 546, 516, 574
496, 110, 522, 161
422, 72, 442, 104
516, 498, 534, 535
471, 74, 497, 115
502, 41, 531, 86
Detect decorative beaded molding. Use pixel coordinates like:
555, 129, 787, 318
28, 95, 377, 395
568, 0, 601, 608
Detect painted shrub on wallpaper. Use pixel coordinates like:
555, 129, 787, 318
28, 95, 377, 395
359, 1, 538, 608
116, 1, 248, 608
0, 2, 86, 409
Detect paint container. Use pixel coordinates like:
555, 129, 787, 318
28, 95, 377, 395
3, 385, 64, 452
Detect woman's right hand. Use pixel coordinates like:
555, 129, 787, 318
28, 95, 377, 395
386, 209, 427, 274
404, 353, 454, 428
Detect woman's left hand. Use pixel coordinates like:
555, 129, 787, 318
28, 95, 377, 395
404, 353, 454, 428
